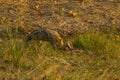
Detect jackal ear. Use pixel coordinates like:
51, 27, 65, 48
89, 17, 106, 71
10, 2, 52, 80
67, 41, 73, 49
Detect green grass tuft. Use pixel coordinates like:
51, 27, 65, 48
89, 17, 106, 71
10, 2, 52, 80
72, 32, 120, 56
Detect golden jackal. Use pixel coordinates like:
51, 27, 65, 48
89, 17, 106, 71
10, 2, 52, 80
26, 28, 64, 48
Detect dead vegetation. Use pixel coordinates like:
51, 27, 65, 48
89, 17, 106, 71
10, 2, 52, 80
0, 0, 120, 80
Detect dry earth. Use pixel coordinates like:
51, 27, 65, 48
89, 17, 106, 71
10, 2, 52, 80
0, 0, 120, 80
0, 0, 120, 38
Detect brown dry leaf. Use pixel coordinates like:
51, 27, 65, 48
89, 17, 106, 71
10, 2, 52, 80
9, 10, 15, 14
35, 5, 39, 9
1, 17, 7, 23
68, 11, 77, 17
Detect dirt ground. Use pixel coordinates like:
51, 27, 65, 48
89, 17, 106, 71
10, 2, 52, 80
0, 0, 120, 37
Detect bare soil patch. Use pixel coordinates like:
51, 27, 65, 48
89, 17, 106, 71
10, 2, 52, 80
0, 0, 120, 38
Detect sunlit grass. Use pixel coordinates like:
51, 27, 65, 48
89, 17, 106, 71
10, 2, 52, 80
0, 0, 120, 79
72, 31, 120, 57
0, 1, 120, 79
0, 27, 120, 80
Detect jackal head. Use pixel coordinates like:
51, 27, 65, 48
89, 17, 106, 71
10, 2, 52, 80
53, 31, 64, 48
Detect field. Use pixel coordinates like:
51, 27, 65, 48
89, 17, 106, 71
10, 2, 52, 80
0, 0, 120, 80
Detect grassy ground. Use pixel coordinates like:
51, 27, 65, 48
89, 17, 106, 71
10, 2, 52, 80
0, 0, 120, 80
0, 29, 120, 80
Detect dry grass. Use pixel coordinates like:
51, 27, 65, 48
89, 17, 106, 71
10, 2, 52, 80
0, 0, 120, 80
0, 28, 120, 80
